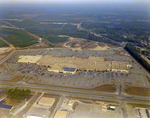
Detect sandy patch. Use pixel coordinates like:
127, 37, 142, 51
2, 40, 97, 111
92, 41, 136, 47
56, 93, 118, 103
0, 47, 13, 54
90, 43, 110, 51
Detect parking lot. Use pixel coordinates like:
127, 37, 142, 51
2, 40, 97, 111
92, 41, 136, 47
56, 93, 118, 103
3, 48, 149, 88
37, 70, 149, 89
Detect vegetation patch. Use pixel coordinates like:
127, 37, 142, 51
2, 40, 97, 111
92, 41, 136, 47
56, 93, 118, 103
124, 44, 150, 72
0, 39, 9, 47
7, 87, 31, 101
0, 28, 37, 47
91, 84, 116, 93
48, 43, 55, 47
47, 35, 68, 44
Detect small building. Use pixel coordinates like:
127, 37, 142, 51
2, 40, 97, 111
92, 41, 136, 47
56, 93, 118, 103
37, 97, 55, 107
68, 100, 74, 107
54, 110, 68, 118
107, 106, 115, 111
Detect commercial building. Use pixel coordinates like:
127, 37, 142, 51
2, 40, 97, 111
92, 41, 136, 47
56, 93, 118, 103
18, 54, 131, 73
37, 55, 106, 73
47, 63, 77, 74
54, 110, 68, 118
18, 55, 42, 64
111, 61, 131, 73
37, 97, 55, 107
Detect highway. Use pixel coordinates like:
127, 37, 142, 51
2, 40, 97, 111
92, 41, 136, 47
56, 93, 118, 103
0, 50, 16, 65
0, 80, 150, 106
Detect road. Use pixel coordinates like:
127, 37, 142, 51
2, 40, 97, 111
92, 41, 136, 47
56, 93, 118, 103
0, 80, 150, 106
77, 22, 124, 46
0, 37, 15, 49
0, 50, 16, 65
50, 95, 65, 118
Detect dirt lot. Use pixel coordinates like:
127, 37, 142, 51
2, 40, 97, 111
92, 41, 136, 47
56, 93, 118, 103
90, 42, 110, 51
0, 47, 13, 60
67, 96, 119, 106
9, 75, 25, 82
0, 64, 4, 68
4, 97, 23, 106
124, 86, 150, 97
91, 84, 117, 93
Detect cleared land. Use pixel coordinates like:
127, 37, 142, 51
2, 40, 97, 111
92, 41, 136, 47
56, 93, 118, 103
67, 96, 119, 106
124, 86, 150, 97
0, 47, 13, 61
9, 75, 25, 82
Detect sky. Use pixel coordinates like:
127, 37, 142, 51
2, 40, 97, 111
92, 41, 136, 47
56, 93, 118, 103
0, 0, 149, 5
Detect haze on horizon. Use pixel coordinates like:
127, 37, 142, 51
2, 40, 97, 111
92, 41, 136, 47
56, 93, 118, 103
0, 0, 149, 5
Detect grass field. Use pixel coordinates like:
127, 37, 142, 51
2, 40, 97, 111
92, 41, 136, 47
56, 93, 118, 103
0, 38, 9, 47
91, 84, 117, 93
0, 28, 37, 47
47, 35, 68, 44
125, 86, 150, 97
9, 75, 25, 82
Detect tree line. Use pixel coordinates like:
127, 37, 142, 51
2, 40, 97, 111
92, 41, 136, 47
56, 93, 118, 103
124, 44, 150, 72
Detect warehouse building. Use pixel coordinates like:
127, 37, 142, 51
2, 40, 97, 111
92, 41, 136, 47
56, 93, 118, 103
54, 110, 68, 118
37, 97, 55, 107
